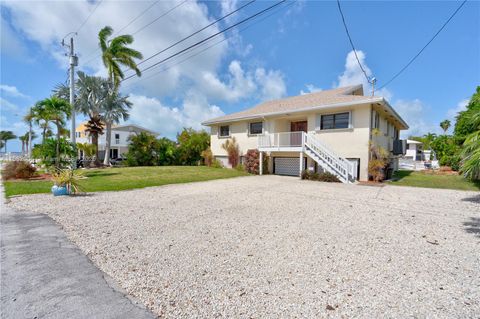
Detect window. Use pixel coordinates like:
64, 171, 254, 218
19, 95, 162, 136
249, 122, 263, 135
320, 112, 350, 130
115, 133, 120, 144
219, 125, 230, 137
374, 111, 380, 129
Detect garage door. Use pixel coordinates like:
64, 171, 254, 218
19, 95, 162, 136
274, 157, 300, 176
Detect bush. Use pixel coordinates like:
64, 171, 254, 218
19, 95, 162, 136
2, 160, 37, 180
211, 159, 223, 168
244, 149, 260, 174
234, 164, 245, 172
221, 137, 240, 168
439, 154, 461, 171
32, 138, 76, 169
301, 170, 341, 183
176, 128, 210, 165
201, 147, 214, 167
368, 159, 386, 182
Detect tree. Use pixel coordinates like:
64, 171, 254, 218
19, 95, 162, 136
454, 86, 480, 144
99, 26, 143, 90
460, 87, 480, 180
125, 132, 159, 166
32, 102, 52, 144
0, 131, 17, 153
32, 137, 75, 169
102, 92, 132, 165
156, 137, 176, 165
37, 97, 72, 167
440, 119, 451, 134
75, 71, 109, 165
221, 137, 240, 167
176, 128, 210, 165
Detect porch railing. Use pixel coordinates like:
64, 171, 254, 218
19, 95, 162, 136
258, 131, 304, 148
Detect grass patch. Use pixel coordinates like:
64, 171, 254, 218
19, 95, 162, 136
4, 166, 248, 197
387, 170, 480, 191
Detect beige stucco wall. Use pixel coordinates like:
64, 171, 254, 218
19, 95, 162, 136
207, 103, 403, 181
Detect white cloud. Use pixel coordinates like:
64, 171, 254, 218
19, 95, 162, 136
300, 84, 322, 95
0, 13, 27, 59
128, 93, 223, 139
393, 99, 440, 137
0, 97, 19, 112
254, 68, 286, 101
0, 84, 28, 98
446, 99, 469, 120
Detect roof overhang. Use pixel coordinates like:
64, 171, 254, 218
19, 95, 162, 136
378, 98, 409, 130
202, 98, 383, 126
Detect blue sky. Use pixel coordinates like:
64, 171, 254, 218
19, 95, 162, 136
1, 0, 479, 152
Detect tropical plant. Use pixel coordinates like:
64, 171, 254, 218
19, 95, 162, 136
156, 137, 176, 165
32, 137, 76, 169
75, 71, 109, 165
0, 130, 17, 152
368, 129, 389, 182
176, 128, 210, 165
32, 102, 52, 144
201, 147, 214, 167
98, 26, 143, 90
454, 86, 480, 144
36, 97, 72, 167
19, 133, 28, 154
51, 169, 86, 194
440, 119, 451, 134
221, 137, 240, 168
76, 142, 97, 167
244, 149, 260, 174
102, 91, 132, 165
460, 89, 480, 180
125, 132, 159, 166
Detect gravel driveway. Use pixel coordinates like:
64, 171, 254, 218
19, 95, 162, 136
7, 175, 480, 318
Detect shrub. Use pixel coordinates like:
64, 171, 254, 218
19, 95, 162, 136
244, 149, 260, 174
317, 172, 341, 183
439, 154, 461, 171
201, 147, 214, 167
176, 128, 210, 165
2, 160, 37, 180
368, 159, 386, 182
221, 137, 240, 168
211, 159, 224, 168
301, 170, 341, 182
234, 164, 245, 172
32, 137, 76, 169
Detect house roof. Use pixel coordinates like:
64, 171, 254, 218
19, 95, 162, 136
406, 139, 423, 144
75, 122, 158, 136
202, 85, 409, 129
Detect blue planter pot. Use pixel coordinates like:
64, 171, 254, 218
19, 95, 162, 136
51, 185, 69, 196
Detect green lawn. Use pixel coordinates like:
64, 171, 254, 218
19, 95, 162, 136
388, 170, 480, 191
4, 166, 248, 197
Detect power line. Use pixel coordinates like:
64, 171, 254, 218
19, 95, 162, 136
336, 0, 371, 84
82, 0, 186, 66
76, 0, 103, 34
124, 1, 295, 88
378, 0, 468, 90
123, 0, 256, 76
122, 0, 286, 82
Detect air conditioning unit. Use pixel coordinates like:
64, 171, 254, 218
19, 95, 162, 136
392, 139, 406, 155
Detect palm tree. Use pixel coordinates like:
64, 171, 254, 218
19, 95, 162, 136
19, 133, 28, 154
32, 102, 52, 144
102, 92, 132, 165
422, 132, 437, 150
37, 97, 72, 167
460, 107, 480, 180
75, 71, 109, 166
440, 119, 451, 134
99, 26, 143, 90
0, 131, 17, 153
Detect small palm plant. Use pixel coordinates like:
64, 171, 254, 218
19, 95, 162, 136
51, 169, 86, 195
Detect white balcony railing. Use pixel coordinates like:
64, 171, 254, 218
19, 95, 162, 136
258, 132, 304, 149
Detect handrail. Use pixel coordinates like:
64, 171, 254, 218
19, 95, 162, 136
258, 132, 304, 148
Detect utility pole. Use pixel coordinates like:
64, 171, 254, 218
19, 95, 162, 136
62, 33, 78, 166
370, 77, 377, 96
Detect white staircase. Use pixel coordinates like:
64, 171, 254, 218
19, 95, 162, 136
303, 132, 357, 183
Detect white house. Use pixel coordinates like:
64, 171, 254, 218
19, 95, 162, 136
404, 139, 424, 161
75, 122, 158, 160
202, 85, 408, 182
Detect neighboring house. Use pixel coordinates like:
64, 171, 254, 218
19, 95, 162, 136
75, 122, 158, 160
202, 85, 408, 182
404, 139, 423, 161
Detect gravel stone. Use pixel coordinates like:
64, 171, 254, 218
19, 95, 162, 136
7, 175, 480, 318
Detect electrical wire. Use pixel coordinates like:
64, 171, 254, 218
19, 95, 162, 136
378, 0, 468, 90
336, 0, 371, 84
82, 0, 186, 66
123, 1, 295, 89
76, 0, 103, 34
122, 0, 286, 82
123, 0, 256, 75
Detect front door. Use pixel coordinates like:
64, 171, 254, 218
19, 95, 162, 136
290, 121, 308, 146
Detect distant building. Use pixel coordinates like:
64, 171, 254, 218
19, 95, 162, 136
404, 139, 423, 161
75, 122, 158, 160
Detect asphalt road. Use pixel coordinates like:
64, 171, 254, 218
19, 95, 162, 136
0, 187, 155, 319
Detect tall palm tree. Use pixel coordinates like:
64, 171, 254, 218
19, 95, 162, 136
37, 96, 72, 167
19, 133, 28, 154
0, 131, 17, 153
75, 71, 109, 166
102, 92, 132, 165
99, 26, 143, 90
440, 119, 451, 134
32, 102, 53, 144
